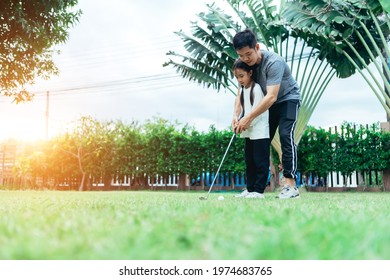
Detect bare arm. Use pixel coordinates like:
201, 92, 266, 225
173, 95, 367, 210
232, 89, 243, 132
236, 84, 279, 133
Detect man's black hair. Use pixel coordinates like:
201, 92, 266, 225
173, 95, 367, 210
232, 29, 257, 50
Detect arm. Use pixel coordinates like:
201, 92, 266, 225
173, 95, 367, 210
236, 84, 279, 133
232, 89, 243, 132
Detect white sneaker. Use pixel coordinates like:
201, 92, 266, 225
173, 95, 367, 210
235, 189, 249, 198
245, 192, 265, 199
275, 185, 300, 199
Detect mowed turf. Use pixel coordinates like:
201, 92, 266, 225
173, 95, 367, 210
0, 190, 389, 260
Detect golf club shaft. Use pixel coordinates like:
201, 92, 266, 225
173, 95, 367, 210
205, 133, 236, 197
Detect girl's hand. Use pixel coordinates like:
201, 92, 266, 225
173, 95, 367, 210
237, 115, 252, 133
232, 116, 239, 133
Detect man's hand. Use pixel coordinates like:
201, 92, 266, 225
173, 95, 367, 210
236, 115, 253, 133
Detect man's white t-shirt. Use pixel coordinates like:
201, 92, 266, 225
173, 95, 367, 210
240, 83, 269, 140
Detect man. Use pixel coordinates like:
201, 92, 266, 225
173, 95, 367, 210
232, 29, 301, 199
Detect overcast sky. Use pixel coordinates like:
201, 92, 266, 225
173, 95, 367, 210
0, 0, 387, 141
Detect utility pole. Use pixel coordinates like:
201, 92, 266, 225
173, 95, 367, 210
45, 91, 49, 140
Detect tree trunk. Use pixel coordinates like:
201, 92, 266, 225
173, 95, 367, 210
85, 176, 92, 191
230, 174, 235, 190
79, 172, 86, 191
104, 175, 112, 190
178, 172, 187, 191
383, 169, 390, 192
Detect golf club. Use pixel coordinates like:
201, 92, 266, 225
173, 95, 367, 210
199, 132, 237, 200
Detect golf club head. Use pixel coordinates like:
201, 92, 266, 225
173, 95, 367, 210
199, 196, 208, 200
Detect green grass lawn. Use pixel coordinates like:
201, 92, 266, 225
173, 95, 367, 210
0, 190, 389, 260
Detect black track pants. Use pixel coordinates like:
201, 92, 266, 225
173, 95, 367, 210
269, 100, 300, 179
244, 138, 270, 193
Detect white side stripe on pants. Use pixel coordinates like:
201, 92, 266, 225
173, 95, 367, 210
288, 102, 299, 178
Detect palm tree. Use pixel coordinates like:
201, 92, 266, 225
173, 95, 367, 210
283, 0, 390, 119
164, 0, 337, 158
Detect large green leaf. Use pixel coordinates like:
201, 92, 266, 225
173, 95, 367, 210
285, 0, 389, 78
379, 0, 390, 12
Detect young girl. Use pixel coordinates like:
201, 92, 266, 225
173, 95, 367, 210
232, 59, 270, 199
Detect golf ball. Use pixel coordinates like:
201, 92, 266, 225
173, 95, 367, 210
218, 195, 224, 201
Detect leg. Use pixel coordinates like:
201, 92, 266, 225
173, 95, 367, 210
278, 100, 299, 181
252, 138, 270, 193
269, 103, 281, 141
244, 138, 255, 192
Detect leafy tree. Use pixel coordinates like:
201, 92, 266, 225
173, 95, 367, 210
333, 123, 360, 186
380, 131, 390, 170
311, 128, 334, 186
27, 141, 55, 189
87, 119, 117, 189
298, 126, 334, 186
379, 129, 390, 192
0, 0, 81, 102
49, 137, 80, 189
222, 130, 245, 188
170, 127, 191, 189
357, 124, 389, 172
12, 138, 79, 189
114, 120, 145, 189
5, 117, 390, 190
184, 129, 208, 187
143, 117, 178, 188
55, 116, 117, 191
202, 126, 224, 182
170, 125, 207, 190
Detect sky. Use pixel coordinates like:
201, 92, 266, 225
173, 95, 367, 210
0, 0, 387, 141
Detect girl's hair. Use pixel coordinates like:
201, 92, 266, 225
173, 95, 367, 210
233, 59, 252, 73
233, 59, 255, 107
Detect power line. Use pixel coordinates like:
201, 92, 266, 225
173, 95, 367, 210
54, 43, 180, 68
32, 74, 178, 92
53, 35, 181, 63
0, 33, 219, 102
32, 81, 191, 101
